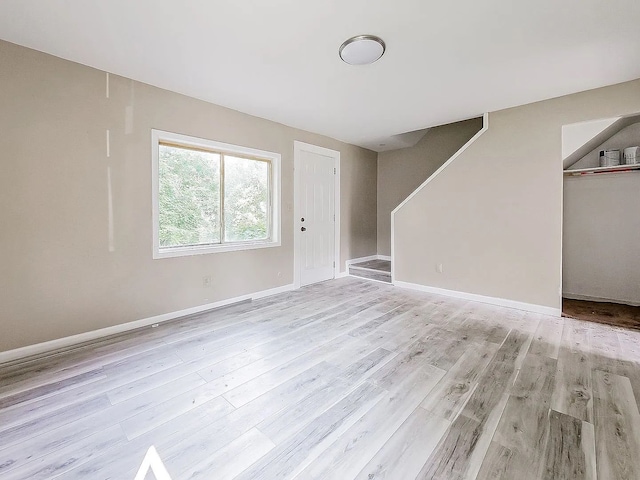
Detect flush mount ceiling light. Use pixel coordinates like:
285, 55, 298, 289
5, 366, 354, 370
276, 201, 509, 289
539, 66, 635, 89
339, 35, 386, 65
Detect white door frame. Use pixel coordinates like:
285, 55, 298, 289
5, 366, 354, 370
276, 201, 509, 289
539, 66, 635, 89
293, 141, 341, 289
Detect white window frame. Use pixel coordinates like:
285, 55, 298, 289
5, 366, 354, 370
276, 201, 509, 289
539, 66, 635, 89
151, 129, 281, 259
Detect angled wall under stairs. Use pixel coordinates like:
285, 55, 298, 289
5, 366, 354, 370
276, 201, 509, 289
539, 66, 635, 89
376, 118, 483, 257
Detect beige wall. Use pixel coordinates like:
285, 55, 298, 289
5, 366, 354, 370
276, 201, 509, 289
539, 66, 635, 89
376, 118, 482, 256
0, 41, 377, 352
394, 78, 640, 309
563, 173, 640, 305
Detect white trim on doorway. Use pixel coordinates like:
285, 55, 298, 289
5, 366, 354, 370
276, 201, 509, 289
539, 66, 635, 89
293, 141, 341, 289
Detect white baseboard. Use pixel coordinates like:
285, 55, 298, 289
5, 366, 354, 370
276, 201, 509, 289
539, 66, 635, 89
394, 281, 561, 317
563, 292, 640, 307
377, 255, 391, 262
0, 283, 295, 365
335, 271, 349, 279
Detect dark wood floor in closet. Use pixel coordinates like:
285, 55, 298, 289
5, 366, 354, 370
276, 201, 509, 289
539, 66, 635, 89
563, 298, 640, 331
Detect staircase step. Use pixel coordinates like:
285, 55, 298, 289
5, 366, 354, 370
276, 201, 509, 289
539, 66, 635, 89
348, 265, 392, 283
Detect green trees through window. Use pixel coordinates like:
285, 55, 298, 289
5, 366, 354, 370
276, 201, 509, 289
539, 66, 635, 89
158, 144, 270, 249
223, 155, 269, 242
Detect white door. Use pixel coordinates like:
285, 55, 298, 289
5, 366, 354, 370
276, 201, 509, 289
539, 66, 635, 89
295, 142, 338, 287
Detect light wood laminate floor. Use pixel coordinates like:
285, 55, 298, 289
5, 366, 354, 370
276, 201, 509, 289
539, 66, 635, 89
1, 277, 640, 479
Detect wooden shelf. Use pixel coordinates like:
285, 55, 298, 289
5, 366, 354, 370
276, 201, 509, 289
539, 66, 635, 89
564, 164, 640, 176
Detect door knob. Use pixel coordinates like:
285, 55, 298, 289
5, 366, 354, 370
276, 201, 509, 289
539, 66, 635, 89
301, 227, 306, 232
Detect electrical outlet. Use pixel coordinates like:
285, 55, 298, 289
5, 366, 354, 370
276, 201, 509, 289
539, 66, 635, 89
203, 275, 212, 287
436, 263, 443, 274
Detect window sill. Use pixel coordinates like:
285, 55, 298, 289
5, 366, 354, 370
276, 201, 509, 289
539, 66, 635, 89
153, 240, 280, 259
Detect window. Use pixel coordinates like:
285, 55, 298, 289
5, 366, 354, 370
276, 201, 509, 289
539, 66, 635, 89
152, 130, 280, 258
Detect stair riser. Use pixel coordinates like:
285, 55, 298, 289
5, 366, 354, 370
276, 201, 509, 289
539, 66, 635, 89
348, 267, 391, 283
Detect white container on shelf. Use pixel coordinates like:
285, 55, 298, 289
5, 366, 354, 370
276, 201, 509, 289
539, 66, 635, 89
599, 149, 621, 167
623, 146, 639, 165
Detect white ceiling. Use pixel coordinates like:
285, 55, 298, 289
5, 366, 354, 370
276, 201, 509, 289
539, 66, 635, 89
1, 0, 639, 152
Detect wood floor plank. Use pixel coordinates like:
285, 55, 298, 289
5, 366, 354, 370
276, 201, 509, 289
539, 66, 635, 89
256, 375, 353, 445
2, 425, 126, 480
171, 322, 289, 362
528, 314, 564, 359
418, 326, 475, 371
172, 291, 382, 362
616, 329, 640, 410
486, 353, 557, 479
255, 347, 395, 445
218, 335, 344, 407
299, 364, 445, 479
0, 369, 105, 410
233, 382, 386, 480
335, 347, 395, 385
346, 303, 416, 338
416, 412, 483, 480
617, 359, 640, 414
221, 353, 334, 409
417, 330, 531, 480
617, 329, 640, 364
82, 411, 221, 479
326, 337, 390, 370
193, 348, 266, 383
588, 324, 626, 375
551, 347, 593, 423
564, 319, 591, 353
377, 317, 435, 353
592, 370, 640, 480
475, 441, 515, 480
421, 341, 499, 421
418, 299, 470, 328
0, 335, 170, 393
219, 335, 357, 408
100, 343, 183, 377
0, 394, 113, 448
120, 386, 234, 440
262, 285, 384, 330
353, 406, 450, 480
542, 409, 596, 480
0, 360, 113, 401
0, 372, 206, 475
181, 292, 382, 370
157, 370, 364, 479
457, 318, 511, 345
0, 346, 235, 429
60, 361, 340, 480
182, 428, 275, 480
588, 323, 624, 361
0, 379, 107, 432
356, 310, 434, 355
461, 330, 530, 424
369, 339, 437, 390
